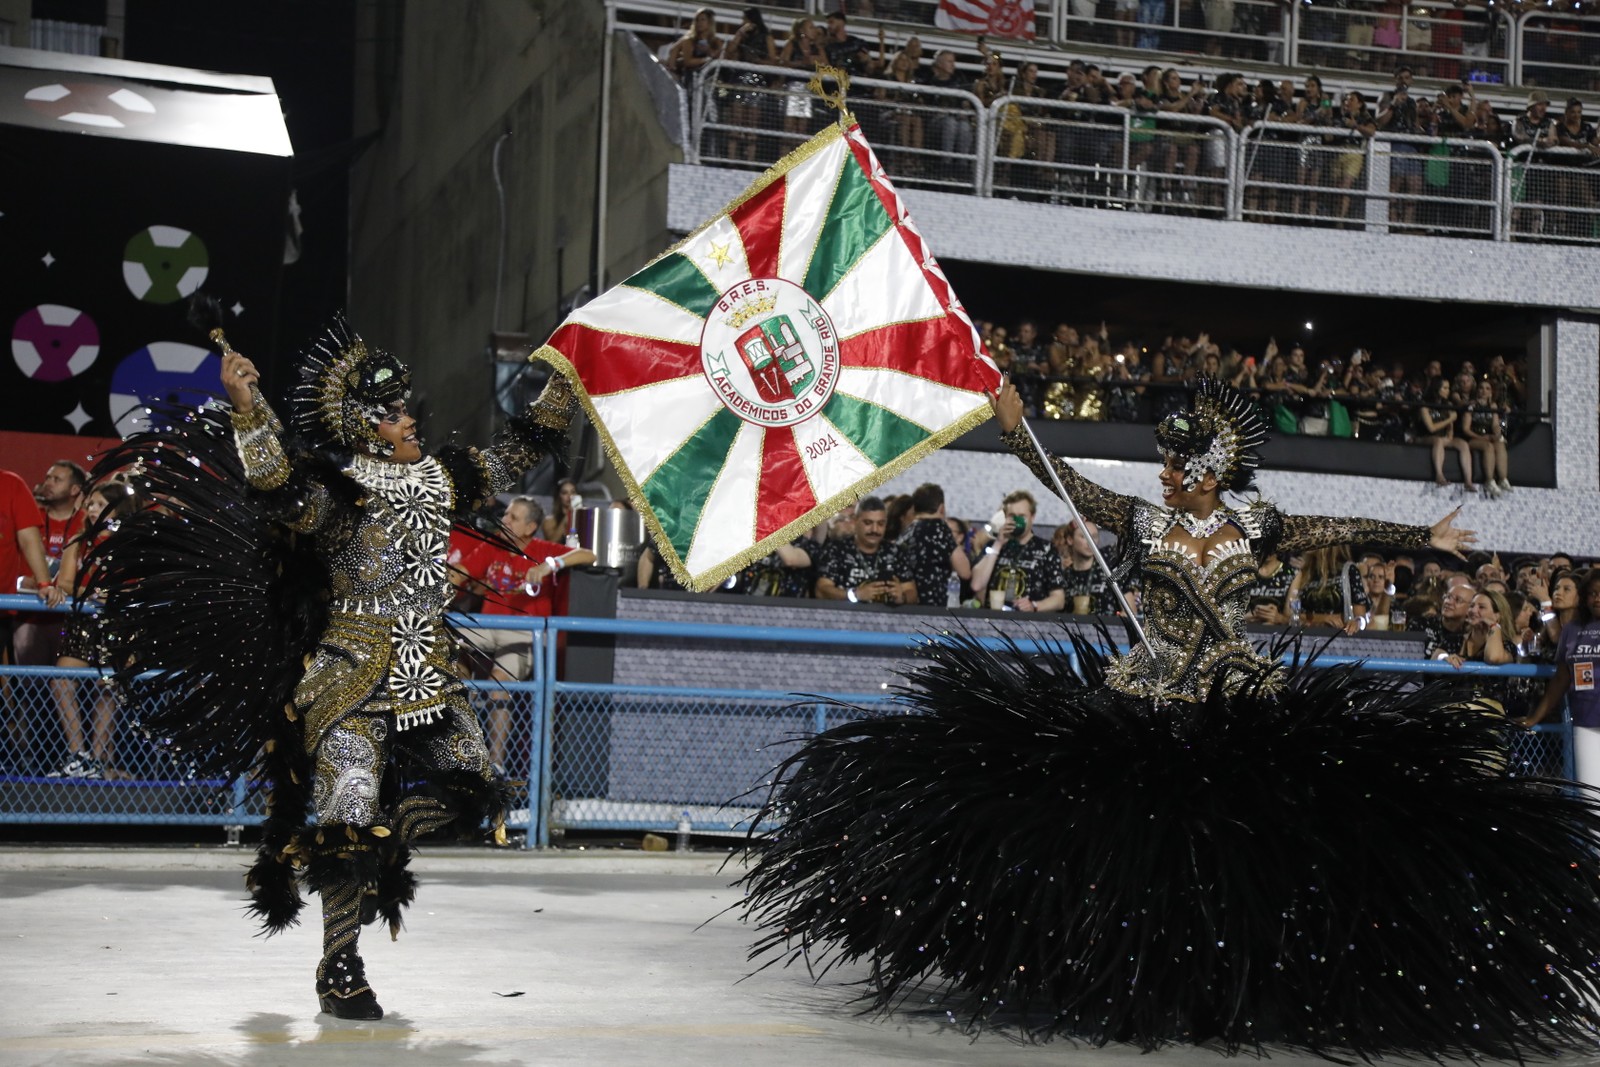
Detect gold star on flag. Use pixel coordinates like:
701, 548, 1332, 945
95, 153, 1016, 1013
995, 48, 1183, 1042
706, 241, 733, 270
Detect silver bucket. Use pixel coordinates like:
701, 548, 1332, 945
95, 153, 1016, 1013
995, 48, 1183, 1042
574, 505, 645, 571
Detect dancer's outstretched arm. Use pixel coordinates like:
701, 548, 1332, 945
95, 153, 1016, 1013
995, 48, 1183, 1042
1278, 506, 1475, 558
989, 380, 1139, 535
436, 373, 578, 517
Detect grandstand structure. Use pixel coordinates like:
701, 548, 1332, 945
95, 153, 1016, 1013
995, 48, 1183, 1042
346, 0, 1600, 555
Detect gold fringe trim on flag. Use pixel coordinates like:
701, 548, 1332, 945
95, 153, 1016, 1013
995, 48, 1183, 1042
526, 117, 995, 592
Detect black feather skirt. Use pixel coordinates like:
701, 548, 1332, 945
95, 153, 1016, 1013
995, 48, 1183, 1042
738, 630, 1600, 1059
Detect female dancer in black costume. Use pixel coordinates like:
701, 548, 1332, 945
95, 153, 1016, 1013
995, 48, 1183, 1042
739, 377, 1600, 1058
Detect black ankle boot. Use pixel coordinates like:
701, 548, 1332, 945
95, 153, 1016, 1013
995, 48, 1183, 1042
316, 951, 383, 1020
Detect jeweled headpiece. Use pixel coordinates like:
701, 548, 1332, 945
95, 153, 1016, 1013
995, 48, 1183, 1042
288, 315, 411, 457
1154, 377, 1268, 492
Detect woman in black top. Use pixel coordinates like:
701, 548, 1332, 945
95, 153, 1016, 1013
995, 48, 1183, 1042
724, 7, 778, 164
1418, 376, 1476, 492
667, 7, 721, 92
778, 17, 823, 140
1553, 98, 1599, 240
1461, 377, 1509, 496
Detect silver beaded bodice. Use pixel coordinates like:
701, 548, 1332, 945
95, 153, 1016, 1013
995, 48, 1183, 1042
1001, 426, 1431, 704
327, 454, 454, 618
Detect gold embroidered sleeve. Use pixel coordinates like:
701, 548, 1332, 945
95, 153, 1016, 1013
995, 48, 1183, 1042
1278, 513, 1431, 554
230, 399, 290, 491
1000, 424, 1136, 533
477, 373, 578, 495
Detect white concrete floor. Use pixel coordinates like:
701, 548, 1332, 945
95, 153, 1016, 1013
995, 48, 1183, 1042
0, 846, 1566, 1066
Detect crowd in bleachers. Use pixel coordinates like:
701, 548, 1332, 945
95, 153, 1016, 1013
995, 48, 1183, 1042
981, 315, 1526, 493
629, 473, 1589, 717
661, 6, 1600, 237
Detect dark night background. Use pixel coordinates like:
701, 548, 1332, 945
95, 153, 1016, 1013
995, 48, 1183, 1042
122, 0, 357, 367
0, 0, 357, 445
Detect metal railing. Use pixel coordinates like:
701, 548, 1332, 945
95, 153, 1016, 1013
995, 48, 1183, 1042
693, 58, 989, 192
1517, 12, 1600, 93
1506, 144, 1600, 245
986, 96, 1237, 214
672, 0, 1593, 85
686, 59, 1596, 241
1238, 121, 1507, 237
0, 596, 1572, 846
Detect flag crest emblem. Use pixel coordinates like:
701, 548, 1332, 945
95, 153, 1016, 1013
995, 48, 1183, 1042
704, 278, 839, 427
533, 120, 1000, 591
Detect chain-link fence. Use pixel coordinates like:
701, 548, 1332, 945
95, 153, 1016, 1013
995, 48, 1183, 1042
0, 601, 1578, 846
0, 660, 542, 830
1507, 721, 1571, 779
546, 683, 899, 839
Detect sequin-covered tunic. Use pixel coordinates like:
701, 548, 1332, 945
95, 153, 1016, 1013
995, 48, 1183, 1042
1001, 426, 1431, 702
229, 384, 571, 823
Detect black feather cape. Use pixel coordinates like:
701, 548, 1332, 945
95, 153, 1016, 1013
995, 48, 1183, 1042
90, 404, 331, 783
738, 629, 1600, 1059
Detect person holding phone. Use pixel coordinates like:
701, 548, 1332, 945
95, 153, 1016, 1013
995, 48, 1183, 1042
969, 489, 1065, 612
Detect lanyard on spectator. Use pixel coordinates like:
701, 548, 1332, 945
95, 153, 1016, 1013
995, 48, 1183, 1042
1010, 409, 1158, 670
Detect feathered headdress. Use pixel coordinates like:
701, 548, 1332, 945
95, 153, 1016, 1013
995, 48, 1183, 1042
1153, 377, 1269, 492
288, 315, 412, 457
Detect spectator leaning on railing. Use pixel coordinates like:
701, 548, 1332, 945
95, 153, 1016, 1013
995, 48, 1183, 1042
666, 7, 721, 92
1522, 573, 1600, 795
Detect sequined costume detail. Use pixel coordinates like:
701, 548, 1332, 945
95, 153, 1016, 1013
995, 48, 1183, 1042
1001, 425, 1430, 702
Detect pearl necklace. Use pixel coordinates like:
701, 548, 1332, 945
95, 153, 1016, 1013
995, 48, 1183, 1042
1173, 507, 1230, 540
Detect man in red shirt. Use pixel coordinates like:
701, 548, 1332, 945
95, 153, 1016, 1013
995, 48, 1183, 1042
2, 467, 59, 772
14, 461, 86, 667
0, 469, 55, 604
450, 495, 593, 769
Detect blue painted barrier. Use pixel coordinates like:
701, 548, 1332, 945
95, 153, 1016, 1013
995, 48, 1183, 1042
0, 594, 1572, 846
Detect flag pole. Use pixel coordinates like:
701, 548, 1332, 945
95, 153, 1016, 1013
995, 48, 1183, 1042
1007, 407, 1159, 669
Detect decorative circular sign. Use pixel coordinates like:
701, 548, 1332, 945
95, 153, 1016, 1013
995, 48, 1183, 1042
12, 304, 100, 381
123, 225, 210, 304
108, 342, 219, 437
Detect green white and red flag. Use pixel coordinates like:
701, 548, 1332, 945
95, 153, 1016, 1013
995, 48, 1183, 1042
533, 120, 1001, 591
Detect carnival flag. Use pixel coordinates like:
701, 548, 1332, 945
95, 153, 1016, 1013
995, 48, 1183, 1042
934, 0, 1037, 40
532, 121, 1001, 592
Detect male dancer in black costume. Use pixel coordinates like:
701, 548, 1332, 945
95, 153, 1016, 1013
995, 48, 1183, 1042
95, 322, 574, 1019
